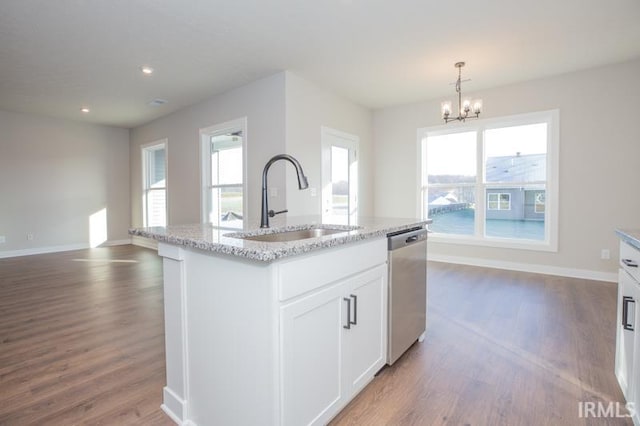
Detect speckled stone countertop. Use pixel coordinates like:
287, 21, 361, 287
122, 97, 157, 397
129, 216, 431, 262
616, 229, 640, 251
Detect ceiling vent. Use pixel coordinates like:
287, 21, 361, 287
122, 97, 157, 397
148, 99, 168, 107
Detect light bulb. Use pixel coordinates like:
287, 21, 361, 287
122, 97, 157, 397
472, 99, 483, 114
441, 101, 452, 118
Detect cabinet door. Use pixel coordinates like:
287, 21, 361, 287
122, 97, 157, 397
630, 276, 640, 424
616, 269, 637, 400
280, 283, 346, 426
343, 265, 388, 394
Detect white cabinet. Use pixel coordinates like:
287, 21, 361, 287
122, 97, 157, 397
616, 269, 638, 398
157, 237, 388, 426
280, 265, 387, 426
342, 267, 387, 394
615, 240, 640, 426
280, 282, 344, 426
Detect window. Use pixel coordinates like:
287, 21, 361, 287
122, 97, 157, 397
201, 118, 247, 229
534, 192, 545, 213
321, 127, 359, 225
487, 193, 511, 210
142, 141, 167, 227
420, 110, 558, 251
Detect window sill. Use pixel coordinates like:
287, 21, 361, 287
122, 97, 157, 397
427, 233, 557, 252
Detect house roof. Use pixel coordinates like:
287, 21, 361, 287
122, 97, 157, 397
485, 153, 546, 183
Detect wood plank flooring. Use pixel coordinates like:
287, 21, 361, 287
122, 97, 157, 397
0, 246, 630, 425
0, 245, 173, 425
331, 263, 631, 426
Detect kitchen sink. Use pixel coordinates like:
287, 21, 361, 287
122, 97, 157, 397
239, 227, 351, 242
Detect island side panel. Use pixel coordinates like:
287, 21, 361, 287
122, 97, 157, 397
181, 247, 279, 426
158, 243, 189, 423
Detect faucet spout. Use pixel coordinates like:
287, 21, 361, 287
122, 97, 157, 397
261, 154, 309, 228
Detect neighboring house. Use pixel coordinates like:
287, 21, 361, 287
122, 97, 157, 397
485, 153, 545, 221
428, 153, 545, 221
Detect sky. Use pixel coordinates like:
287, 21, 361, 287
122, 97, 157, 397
425, 123, 547, 178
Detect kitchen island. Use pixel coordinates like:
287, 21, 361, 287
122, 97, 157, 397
130, 216, 429, 426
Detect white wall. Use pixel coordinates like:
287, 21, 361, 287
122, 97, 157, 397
284, 72, 374, 216
129, 73, 287, 228
0, 109, 130, 256
373, 58, 640, 277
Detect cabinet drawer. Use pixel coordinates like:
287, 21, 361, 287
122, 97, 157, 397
620, 241, 640, 283
276, 238, 387, 301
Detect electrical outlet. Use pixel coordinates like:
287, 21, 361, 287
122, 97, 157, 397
270, 187, 278, 197
310, 187, 317, 197
0, 236, 5, 244
27, 233, 34, 241
601, 249, 610, 260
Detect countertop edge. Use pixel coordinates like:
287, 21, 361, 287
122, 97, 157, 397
129, 219, 430, 262
616, 229, 640, 252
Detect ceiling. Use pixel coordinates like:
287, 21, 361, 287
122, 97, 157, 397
1, 0, 639, 129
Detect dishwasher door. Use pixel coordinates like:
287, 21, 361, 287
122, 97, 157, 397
387, 228, 428, 365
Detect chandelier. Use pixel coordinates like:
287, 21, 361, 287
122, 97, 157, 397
441, 62, 482, 123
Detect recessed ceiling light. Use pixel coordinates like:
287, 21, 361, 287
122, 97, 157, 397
80, 107, 90, 113
148, 99, 168, 107
140, 66, 154, 75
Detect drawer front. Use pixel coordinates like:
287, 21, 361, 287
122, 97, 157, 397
620, 241, 640, 283
276, 238, 387, 302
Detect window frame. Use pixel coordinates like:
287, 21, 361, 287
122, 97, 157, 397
418, 110, 559, 252
141, 139, 168, 227
200, 117, 248, 230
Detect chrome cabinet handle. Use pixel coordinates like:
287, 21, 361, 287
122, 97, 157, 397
622, 259, 639, 268
343, 297, 351, 329
623, 296, 635, 331
350, 294, 357, 325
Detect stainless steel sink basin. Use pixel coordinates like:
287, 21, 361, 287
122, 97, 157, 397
240, 228, 350, 242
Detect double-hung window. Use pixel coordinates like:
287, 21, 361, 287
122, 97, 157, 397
420, 110, 558, 251
142, 140, 167, 227
201, 118, 247, 229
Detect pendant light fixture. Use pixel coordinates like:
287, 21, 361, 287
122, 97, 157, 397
441, 62, 482, 123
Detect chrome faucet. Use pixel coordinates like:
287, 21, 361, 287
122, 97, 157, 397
261, 154, 309, 228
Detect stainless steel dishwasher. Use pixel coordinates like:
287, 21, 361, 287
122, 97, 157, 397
387, 226, 428, 365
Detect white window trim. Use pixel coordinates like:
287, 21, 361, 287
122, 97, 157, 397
199, 117, 248, 228
141, 139, 168, 227
321, 126, 359, 224
418, 109, 559, 252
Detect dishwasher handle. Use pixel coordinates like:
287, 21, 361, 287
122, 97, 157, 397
388, 228, 428, 251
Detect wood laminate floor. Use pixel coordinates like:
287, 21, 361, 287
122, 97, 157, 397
0, 245, 630, 425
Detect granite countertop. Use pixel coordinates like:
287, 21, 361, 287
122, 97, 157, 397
129, 215, 431, 262
616, 229, 640, 251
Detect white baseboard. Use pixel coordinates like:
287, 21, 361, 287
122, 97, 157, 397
428, 253, 617, 283
0, 239, 133, 259
99, 239, 132, 247
162, 386, 190, 425
131, 235, 158, 250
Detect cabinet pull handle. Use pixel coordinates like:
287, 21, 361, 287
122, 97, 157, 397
350, 294, 357, 325
622, 259, 639, 268
623, 296, 635, 331
343, 297, 351, 329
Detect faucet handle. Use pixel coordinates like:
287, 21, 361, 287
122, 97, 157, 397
268, 209, 288, 218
